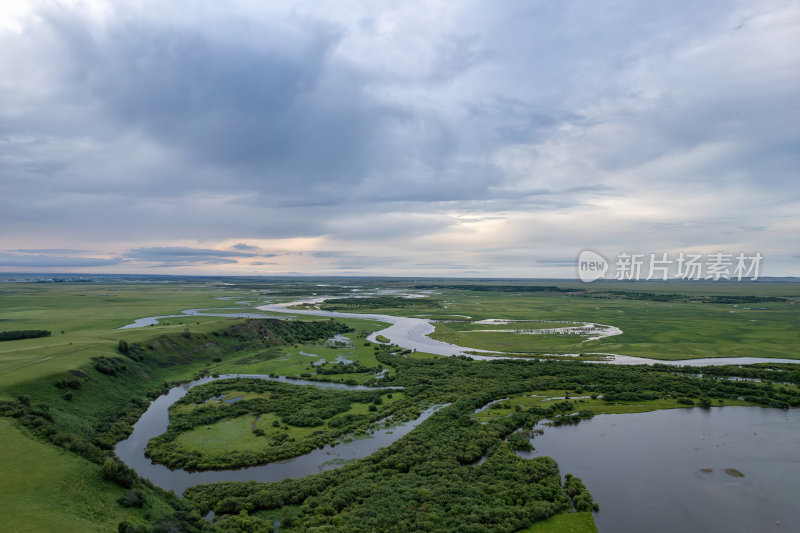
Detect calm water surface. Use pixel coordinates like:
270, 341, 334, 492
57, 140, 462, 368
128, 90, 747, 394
520, 407, 799, 533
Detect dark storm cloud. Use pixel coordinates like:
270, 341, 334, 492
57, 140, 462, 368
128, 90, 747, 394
20, 6, 481, 206
0, 1, 519, 214
45, 18, 366, 188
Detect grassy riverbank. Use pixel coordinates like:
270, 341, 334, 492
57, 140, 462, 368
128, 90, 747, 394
520, 511, 598, 533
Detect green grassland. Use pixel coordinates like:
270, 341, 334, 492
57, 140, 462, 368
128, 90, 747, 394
281, 282, 800, 360
0, 281, 398, 396
519, 511, 597, 533
176, 413, 318, 454
440, 321, 579, 331
1, 279, 799, 532
404, 290, 799, 360
0, 418, 173, 533
0, 283, 258, 393
174, 391, 405, 457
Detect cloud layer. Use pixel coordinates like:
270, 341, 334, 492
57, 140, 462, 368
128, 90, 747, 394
1, 0, 798, 276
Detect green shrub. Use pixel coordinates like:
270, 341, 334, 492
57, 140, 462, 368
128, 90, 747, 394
118, 489, 145, 508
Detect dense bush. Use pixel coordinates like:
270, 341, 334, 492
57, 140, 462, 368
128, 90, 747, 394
117, 489, 145, 508
102, 457, 136, 488
564, 474, 598, 512
93, 356, 128, 376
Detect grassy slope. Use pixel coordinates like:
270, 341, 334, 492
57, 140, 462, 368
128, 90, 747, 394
0, 419, 155, 532
0, 283, 260, 394
0, 321, 299, 531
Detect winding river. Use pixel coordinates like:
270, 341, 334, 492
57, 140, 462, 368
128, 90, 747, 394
257, 299, 800, 367
119, 297, 800, 366
115, 373, 440, 494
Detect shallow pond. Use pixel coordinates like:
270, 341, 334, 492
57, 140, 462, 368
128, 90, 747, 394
519, 407, 800, 533
114, 374, 430, 495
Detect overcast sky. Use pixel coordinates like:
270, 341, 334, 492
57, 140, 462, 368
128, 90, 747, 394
1, 0, 798, 277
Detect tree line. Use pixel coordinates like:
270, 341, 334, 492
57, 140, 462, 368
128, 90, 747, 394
0, 329, 51, 342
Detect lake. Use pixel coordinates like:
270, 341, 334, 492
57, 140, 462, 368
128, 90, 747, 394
518, 407, 799, 533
